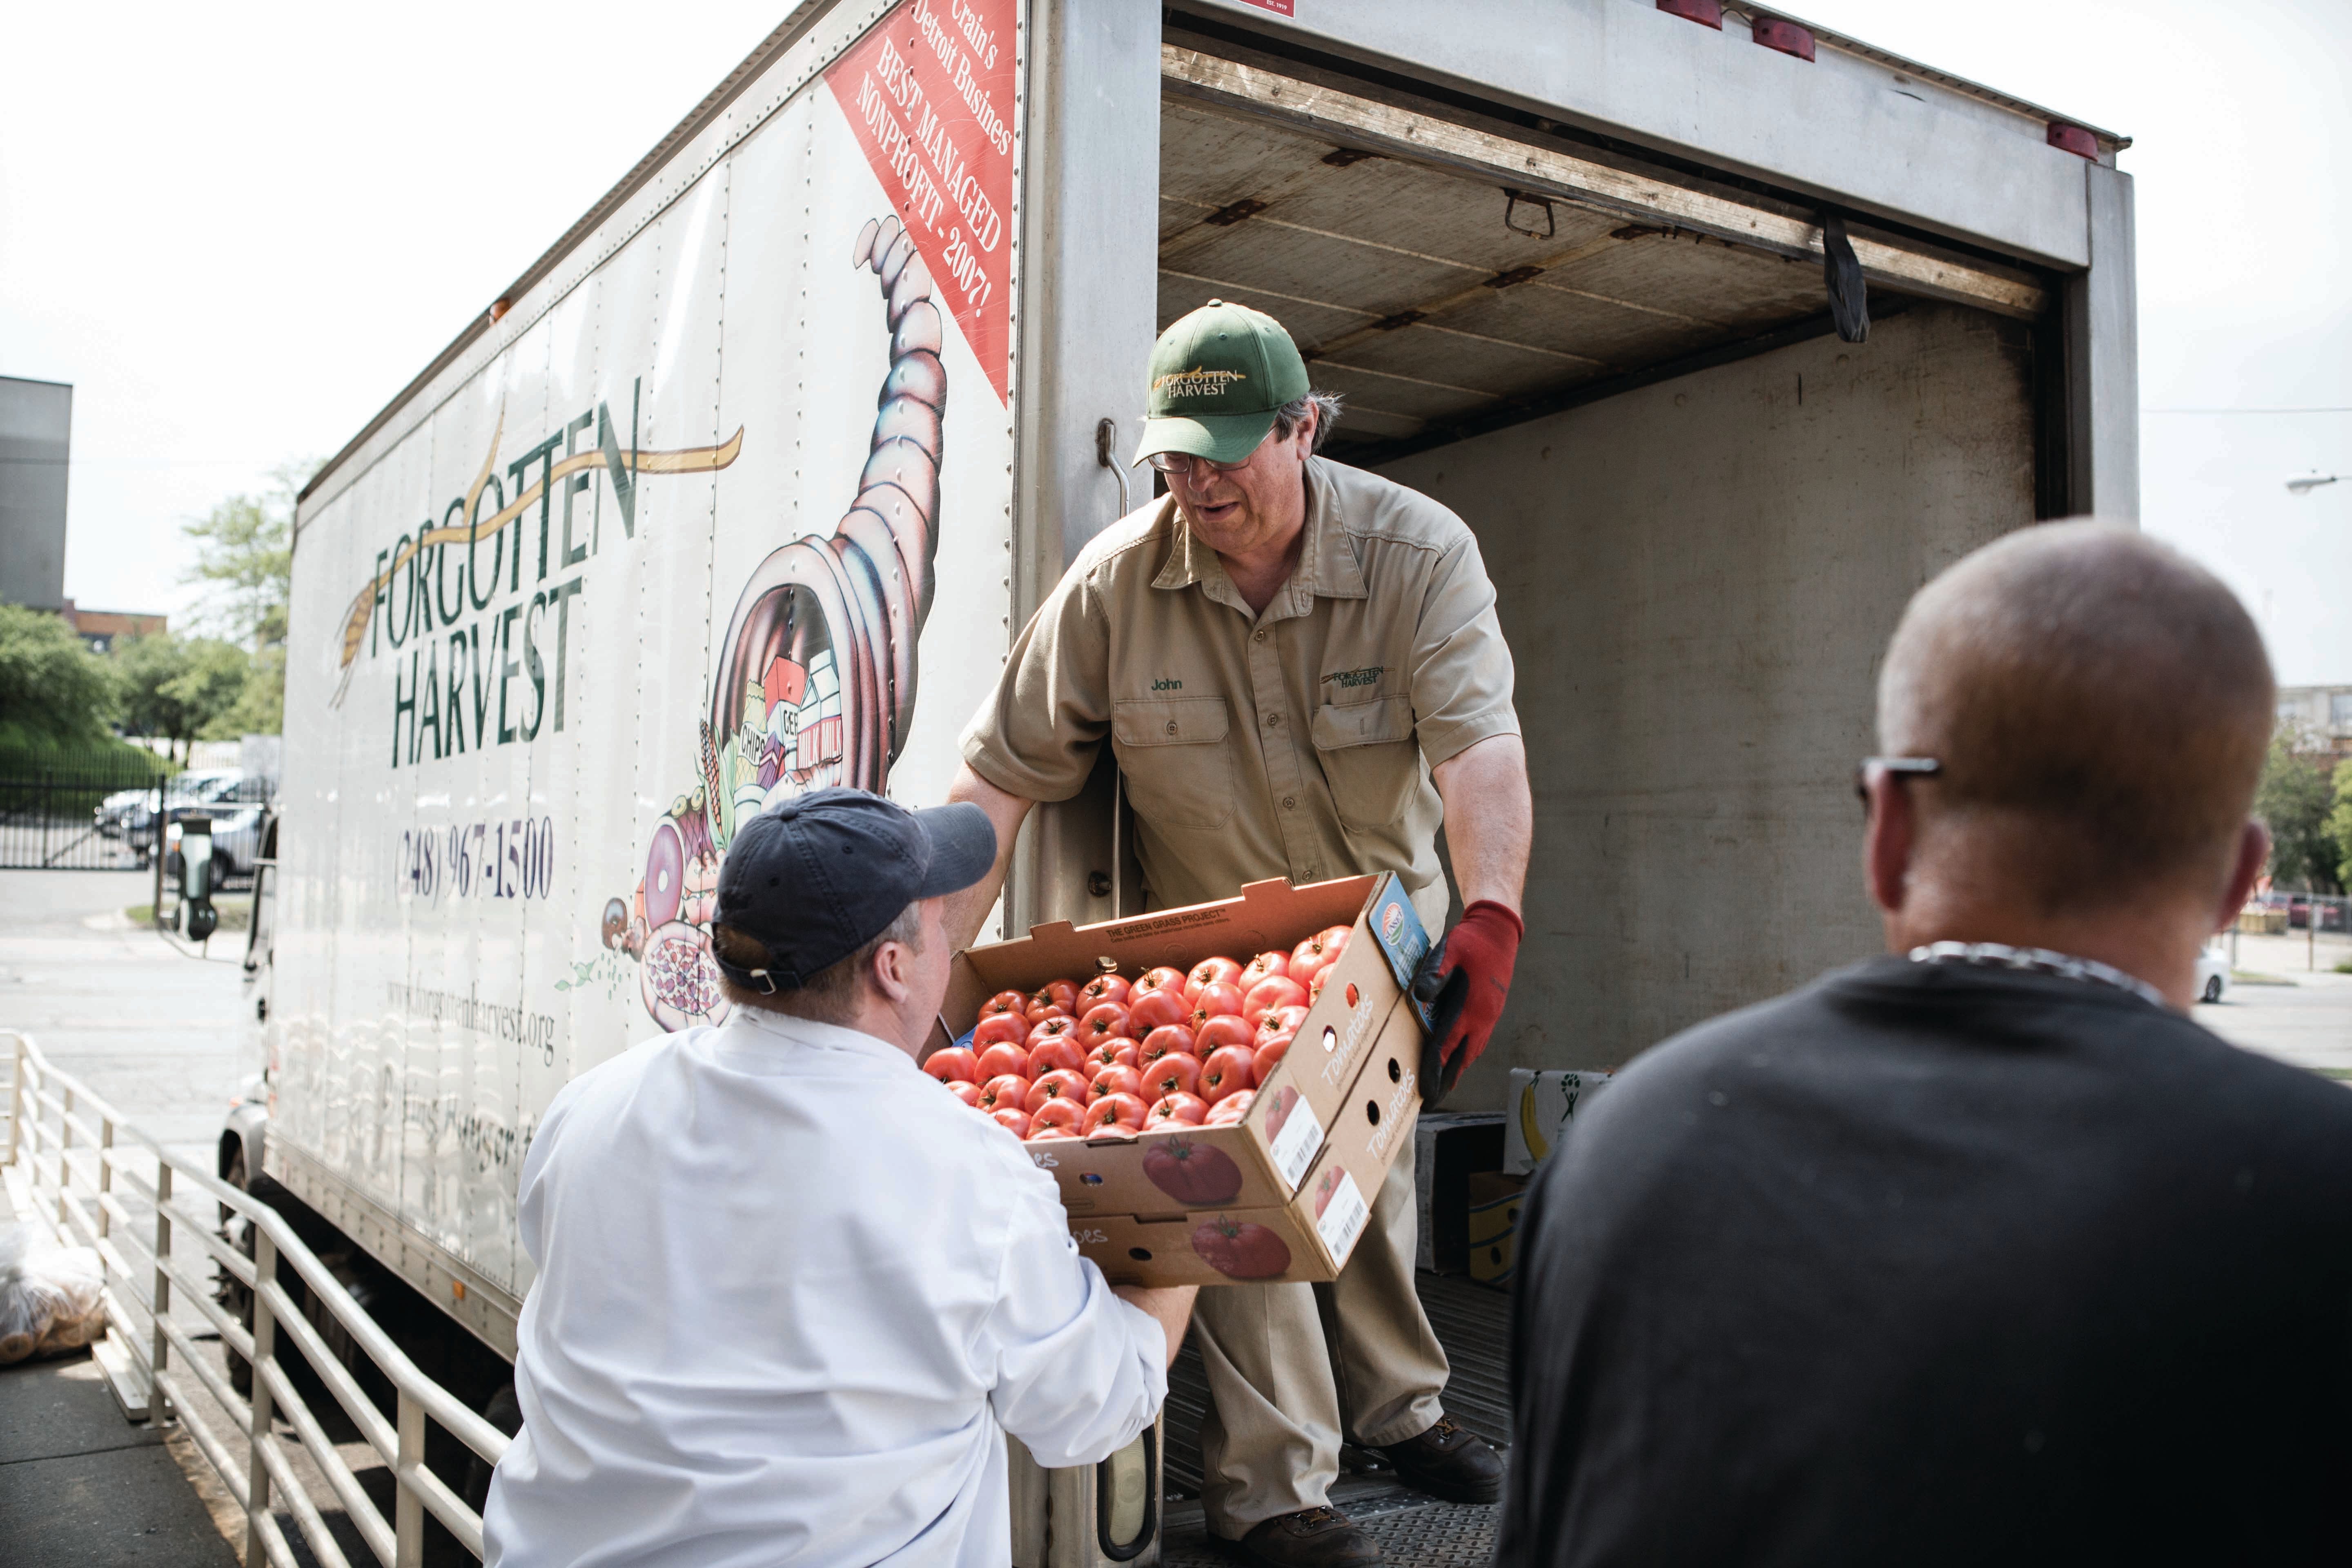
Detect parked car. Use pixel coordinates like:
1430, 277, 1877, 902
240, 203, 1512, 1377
2194, 943, 2230, 1005
100, 768, 249, 863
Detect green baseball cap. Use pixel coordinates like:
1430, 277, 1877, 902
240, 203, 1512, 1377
1133, 299, 1311, 467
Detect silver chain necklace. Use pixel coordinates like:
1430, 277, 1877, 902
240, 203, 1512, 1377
1907, 940, 2171, 1011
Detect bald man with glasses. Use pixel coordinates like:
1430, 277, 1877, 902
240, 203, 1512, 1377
1499, 523, 2352, 1568
944, 300, 1527, 1566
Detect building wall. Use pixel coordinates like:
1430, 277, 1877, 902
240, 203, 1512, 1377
1377, 301, 2039, 1091
0, 376, 72, 612
2276, 685, 2352, 758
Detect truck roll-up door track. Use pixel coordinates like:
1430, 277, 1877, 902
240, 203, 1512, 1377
1160, 44, 2048, 323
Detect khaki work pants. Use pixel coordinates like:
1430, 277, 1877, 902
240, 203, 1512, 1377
1190, 1134, 1450, 1537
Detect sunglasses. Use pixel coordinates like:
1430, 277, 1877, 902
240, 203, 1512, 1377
1854, 756, 1942, 813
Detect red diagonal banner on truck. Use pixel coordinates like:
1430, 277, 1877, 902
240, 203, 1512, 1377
826, 0, 1017, 405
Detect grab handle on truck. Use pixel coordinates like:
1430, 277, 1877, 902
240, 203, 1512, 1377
1095, 1423, 1158, 1561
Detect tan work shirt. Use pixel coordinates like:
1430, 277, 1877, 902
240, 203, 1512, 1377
961, 457, 1518, 930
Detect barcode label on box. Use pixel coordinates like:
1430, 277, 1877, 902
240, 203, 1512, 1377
1315, 1169, 1370, 1264
1268, 1096, 1324, 1190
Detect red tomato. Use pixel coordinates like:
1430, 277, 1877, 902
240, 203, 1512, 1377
1026, 1013, 1081, 1049
1290, 925, 1352, 984
971, 1013, 1029, 1052
1026, 979, 1080, 1021
991, 1107, 1033, 1138
980, 990, 1028, 1019
1309, 969, 1329, 1005
1026, 1068, 1091, 1114
1126, 988, 1192, 1033
1141, 1051, 1201, 1101
1138, 1025, 1196, 1067
1134, 965, 1187, 998
1189, 981, 1245, 1026
1256, 1004, 1309, 1045
1205, 1088, 1256, 1126
1028, 1125, 1081, 1142
976, 1074, 1031, 1115
1028, 1037, 1087, 1078
1147, 1091, 1209, 1127
1084, 1091, 1150, 1135
1252, 1033, 1293, 1084
1185, 955, 1243, 1003
1029, 1094, 1087, 1133
1085, 1037, 1140, 1073
1239, 950, 1290, 989
976, 1041, 1029, 1082
1194, 1013, 1256, 1056
1241, 974, 1309, 1026
1199, 1045, 1257, 1104
945, 1080, 983, 1108
924, 1047, 980, 1085
1076, 1002, 1132, 1043
1090, 1063, 1145, 1102
1078, 973, 1131, 1009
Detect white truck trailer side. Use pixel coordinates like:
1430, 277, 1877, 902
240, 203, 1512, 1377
239, 0, 2134, 1554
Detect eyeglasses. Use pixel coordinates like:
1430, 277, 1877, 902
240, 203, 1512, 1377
1853, 756, 1942, 812
1145, 430, 1274, 477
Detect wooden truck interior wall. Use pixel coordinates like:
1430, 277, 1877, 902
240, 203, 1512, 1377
1156, 85, 2040, 1093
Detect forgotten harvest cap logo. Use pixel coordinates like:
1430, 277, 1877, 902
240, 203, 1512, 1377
606, 214, 950, 1034
1152, 365, 1249, 401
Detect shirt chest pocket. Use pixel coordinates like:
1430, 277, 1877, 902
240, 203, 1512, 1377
1310, 695, 1421, 830
1111, 696, 1234, 830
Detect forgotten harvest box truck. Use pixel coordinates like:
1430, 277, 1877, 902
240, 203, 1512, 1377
226, 0, 2136, 1560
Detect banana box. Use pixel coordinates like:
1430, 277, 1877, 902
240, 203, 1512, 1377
1466, 1172, 1528, 1285
935, 873, 1434, 1285
1503, 1068, 1613, 1176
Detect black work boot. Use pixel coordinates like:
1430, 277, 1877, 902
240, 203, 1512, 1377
1227, 1505, 1383, 1567
1375, 1414, 1504, 1503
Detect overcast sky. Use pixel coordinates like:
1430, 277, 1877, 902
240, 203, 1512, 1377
4, 1, 2346, 681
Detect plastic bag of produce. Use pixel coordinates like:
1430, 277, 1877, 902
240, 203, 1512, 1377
0, 1221, 107, 1364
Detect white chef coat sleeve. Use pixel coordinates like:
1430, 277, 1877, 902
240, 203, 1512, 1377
977, 1166, 1168, 1468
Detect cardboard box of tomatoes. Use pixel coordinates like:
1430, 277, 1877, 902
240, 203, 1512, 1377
926, 873, 1434, 1285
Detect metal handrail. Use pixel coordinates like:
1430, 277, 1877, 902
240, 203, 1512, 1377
2, 1030, 510, 1566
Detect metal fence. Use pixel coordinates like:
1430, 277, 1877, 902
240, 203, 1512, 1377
2, 1031, 508, 1566
0, 746, 172, 871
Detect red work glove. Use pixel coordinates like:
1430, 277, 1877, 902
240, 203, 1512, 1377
1410, 901, 1521, 1107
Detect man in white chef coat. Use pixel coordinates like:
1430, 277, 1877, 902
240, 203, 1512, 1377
485, 788, 1196, 1568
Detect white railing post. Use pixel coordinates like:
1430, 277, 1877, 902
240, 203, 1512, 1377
396, 1389, 427, 1568
4, 1036, 21, 1167
151, 1163, 174, 1422
56, 1084, 74, 1225
96, 1116, 114, 1238
247, 1229, 278, 1564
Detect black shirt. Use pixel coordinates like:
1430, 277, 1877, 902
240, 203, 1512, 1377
1499, 958, 2352, 1567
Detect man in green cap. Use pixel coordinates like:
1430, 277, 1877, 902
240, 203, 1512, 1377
946, 299, 1529, 1566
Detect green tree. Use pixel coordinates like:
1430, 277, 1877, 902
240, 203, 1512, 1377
179, 457, 312, 735
2326, 760, 2352, 890
2255, 731, 2343, 893
112, 633, 251, 761
0, 604, 118, 746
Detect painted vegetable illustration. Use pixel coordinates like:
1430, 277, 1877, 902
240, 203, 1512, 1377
1263, 1086, 1301, 1146
1314, 1163, 1348, 1220
614, 215, 948, 1029
1192, 1217, 1292, 1281
1143, 1137, 1245, 1206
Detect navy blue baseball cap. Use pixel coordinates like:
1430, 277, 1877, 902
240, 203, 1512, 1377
711, 788, 996, 992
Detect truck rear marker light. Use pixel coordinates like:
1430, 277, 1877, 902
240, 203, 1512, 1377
1751, 17, 1815, 60
2047, 122, 2099, 160
1657, 0, 1724, 28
